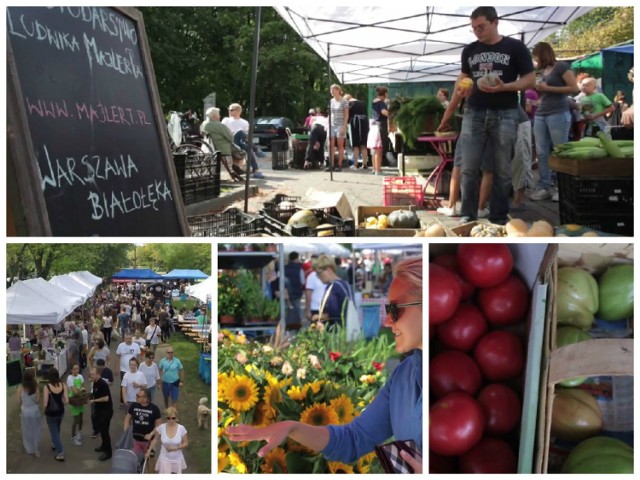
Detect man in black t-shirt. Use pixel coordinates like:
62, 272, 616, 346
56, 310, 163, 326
124, 388, 162, 457
442, 7, 535, 225
89, 367, 114, 461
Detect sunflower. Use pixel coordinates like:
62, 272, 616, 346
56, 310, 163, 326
286, 438, 313, 455
328, 461, 355, 474
304, 381, 323, 396
218, 372, 229, 400
287, 385, 305, 402
329, 394, 355, 424
224, 375, 259, 412
228, 451, 248, 474
251, 401, 272, 428
260, 447, 288, 473
218, 451, 230, 472
300, 402, 339, 427
263, 382, 283, 417
356, 451, 377, 473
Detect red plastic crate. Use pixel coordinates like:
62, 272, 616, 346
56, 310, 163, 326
383, 177, 424, 207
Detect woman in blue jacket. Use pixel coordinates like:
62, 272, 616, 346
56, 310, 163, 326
227, 256, 423, 472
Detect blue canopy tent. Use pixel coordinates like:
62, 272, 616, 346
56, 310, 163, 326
112, 268, 163, 282
602, 43, 633, 103
163, 269, 209, 280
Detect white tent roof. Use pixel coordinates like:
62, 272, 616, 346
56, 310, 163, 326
69, 271, 102, 288
283, 243, 351, 257
275, 6, 594, 83
185, 276, 214, 303
6, 280, 72, 325
49, 274, 94, 301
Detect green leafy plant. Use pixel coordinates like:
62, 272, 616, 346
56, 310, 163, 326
394, 95, 445, 148
218, 272, 242, 317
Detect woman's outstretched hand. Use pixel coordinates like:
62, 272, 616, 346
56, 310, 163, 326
226, 421, 294, 458
400, 449, 423, 474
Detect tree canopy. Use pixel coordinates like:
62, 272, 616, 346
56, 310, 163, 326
6, 243, 211, 286
139, 7, 368, 124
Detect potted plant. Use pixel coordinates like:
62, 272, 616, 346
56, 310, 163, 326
235, 271, 266, 323
393, 95, 446, 148
218, 272, 241, 323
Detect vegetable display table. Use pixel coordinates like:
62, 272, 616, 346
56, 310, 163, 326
416, 135, 458, 201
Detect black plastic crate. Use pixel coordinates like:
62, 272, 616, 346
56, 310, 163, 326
557, 173, 633, 212
175, 151, 221, 204
271, 139, 289, 170
188, 208, 265, 237
559, 200, 633, 236
291, 139, 308, 168
262, 194, 302, 223
181, 179, 221, 205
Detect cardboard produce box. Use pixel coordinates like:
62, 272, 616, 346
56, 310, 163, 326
429, 244, 553, 473
356, 205, 420, 237
535, 244, 634, 473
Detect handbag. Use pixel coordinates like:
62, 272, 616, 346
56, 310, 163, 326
44, 385, 64, 416
333, 281, 361, 342
374, 439, 421, 474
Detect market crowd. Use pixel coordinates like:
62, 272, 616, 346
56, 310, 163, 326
11, 282, 204, 473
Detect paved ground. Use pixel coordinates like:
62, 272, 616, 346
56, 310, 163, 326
7, 334, 211, 474
207, 152, 559, 236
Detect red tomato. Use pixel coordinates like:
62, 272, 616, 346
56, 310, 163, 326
433, 253, 476, 300
430, 350, 483, 398
477, 384, 522, 435
430, 392, 485, 456
437, 303, 488, 352
457, 244, 514, 288
429, 451, 457, 473
474, 331, 524, 382
478, 274, 530, 325
459, 437, 517, 473
429, 263, 462, 325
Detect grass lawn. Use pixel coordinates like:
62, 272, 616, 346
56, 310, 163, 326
172, 298, 200, 312
167, 332, 212, 473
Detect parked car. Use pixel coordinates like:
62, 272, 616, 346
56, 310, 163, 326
252, 117, 296, 149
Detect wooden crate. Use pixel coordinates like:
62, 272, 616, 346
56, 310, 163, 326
535, 244, 634, 473
549, 155, 633, 177
355, 205, 419, 237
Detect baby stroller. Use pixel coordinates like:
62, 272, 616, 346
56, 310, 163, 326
110, 427, 148, 474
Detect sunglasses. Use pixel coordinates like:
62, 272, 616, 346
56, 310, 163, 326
167, 416, 177, 420
167, 352, 174, 354
385, 302, 422, 323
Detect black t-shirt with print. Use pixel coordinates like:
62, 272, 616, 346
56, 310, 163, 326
461, 36, 534, 110
92, 378, 113, 412
128, 401, 162, 440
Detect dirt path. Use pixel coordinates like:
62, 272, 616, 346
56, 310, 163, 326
7, 334, 211, 473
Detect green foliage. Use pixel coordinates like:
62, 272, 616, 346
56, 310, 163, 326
139, 7, 338, 124
233, 270, 280, 320
393, 95, 445, 148
547, 7, 634, 56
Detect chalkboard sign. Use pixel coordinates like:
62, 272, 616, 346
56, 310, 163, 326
7, 7, 189, 236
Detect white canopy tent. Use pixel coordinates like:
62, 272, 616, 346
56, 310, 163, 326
283, 243, 351, 257
69, 271, 102, 288
49, 274, 95, 301
7, 281, 72, 325
185, 276, 214, 303
275, 6, 594, 83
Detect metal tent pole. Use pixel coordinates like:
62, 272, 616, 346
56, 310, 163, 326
245, 7, 262, 213
327, 42, 333, 181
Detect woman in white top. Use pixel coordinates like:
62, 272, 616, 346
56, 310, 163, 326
101, 310, 113, 346
146, 406, 188, 474
138, 350, 161, 403
88, 338, 110, 368
121, 358, 147, 409
144, 318, 161, 353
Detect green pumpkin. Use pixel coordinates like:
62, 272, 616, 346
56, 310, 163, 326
388, 209, 419, 228
556, 267, 598, 329
562, 436, 633, 473
598, 264, 633, 321
556, 327, 592, 387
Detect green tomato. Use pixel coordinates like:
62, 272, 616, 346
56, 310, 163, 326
556, 327, 592, 387
556, 267, 598, 329
562, 436, 633, 473
598, 264, 633, 321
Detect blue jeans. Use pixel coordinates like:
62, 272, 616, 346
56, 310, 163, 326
233, 130, 259, 172
534, 111, 571, 190
460, 108, 518, 224
148, 385, 156, 403
46, 414, 64, 456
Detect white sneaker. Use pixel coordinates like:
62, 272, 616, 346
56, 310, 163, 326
436, 206, 458, 217
76, 432, 82, 442
477, 207, 490, 218
551, 191, 559, 202
530, 188, 552, 201
72, 436, 82, 446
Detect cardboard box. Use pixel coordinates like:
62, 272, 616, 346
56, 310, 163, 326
356, 205, 419, 237
429, 244, 553, 473
444, 220, 507, 237
299, 188, 354, 220
535, 244, 634, 473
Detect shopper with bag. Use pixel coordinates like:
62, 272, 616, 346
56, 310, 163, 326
228, 256, 423, 473
43, 367, 69, 462
144, 318, 161, 353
